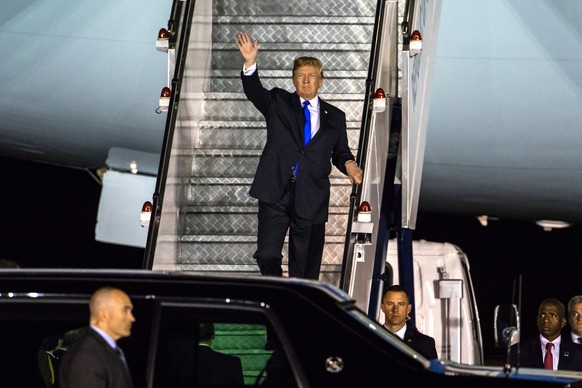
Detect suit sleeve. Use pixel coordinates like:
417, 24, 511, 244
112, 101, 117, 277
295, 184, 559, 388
241, 68, 271, 117
423, 336, 438, 360
330, 109, 355, 175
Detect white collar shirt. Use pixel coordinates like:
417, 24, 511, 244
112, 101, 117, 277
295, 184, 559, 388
91, 325, 117, 350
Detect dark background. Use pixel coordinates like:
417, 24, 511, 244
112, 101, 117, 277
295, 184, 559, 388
0, 156, 144, 270
413, 213, 582, 360
2, 155, 581, 359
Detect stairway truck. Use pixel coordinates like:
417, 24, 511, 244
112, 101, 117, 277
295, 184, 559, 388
385, 239, 484, 365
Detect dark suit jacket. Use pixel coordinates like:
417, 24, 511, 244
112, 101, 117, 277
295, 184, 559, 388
403, 326, 439, 359
59, 327, 134, 388
242, 68, 355, 223
196, 345, 244, 387
562, 331, 582, 347
509, 336, 582, 371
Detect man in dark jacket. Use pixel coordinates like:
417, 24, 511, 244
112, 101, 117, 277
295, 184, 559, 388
510, 298, 582, 371
236, 31, 362, 280
565, 295, 582, 346
380, 285, 438, 359
59, 287, 136, 388
197, 323, 244, 387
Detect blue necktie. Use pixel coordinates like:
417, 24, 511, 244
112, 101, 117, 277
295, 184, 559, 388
303, 100, 311, 145
293, 100, 312, 177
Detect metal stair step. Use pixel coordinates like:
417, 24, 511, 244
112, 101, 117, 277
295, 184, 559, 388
175, 150, 359, 178
175, 263, 341, 286
211, 49, 371, 73
181, 208, 349, 236
187, 95, 365, 122
214, 24, 374, 46
183, 178, 353, 206
208, 69, 368, 94
211, 70, 369, 79
214, 15, 374, 29
178, 234, 347, 284
173, 120, 361, 151
212, 0, 376, 19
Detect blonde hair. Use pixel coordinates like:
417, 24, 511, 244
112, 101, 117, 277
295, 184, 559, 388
292, 56, 324, 78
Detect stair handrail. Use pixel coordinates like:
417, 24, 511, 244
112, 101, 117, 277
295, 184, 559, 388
143, 0, 197, 269
339, 0, 388, 289
401, 0, 417, 50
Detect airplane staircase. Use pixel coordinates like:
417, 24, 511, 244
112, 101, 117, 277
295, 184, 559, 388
146, 0, 448, 364
149, 0, 377, 285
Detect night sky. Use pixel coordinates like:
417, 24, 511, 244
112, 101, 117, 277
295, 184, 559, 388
2, 155, 581, 360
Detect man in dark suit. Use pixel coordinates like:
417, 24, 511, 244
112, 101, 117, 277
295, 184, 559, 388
510, 298, 582, 371
380, 285, 438, 359
196, 323, 244, 387
59, 287, 136, 388
236, 31, 363, 280
565, 295, 582, 346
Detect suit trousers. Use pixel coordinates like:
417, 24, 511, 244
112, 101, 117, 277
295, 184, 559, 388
255, 180, 325, 280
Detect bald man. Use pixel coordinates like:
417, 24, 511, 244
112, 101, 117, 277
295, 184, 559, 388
60, 287, 136, 388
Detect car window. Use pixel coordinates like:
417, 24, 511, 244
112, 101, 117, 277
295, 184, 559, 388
0, 297, 89, 387
151, 303, 296, 387
0, 295, 155, 388
0, 294, 297, 387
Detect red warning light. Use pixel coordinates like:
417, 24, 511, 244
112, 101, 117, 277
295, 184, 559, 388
359, 201, 371, 213
160, 87, 171, 98
158, 28, 169, 39
140, 201, 153, 227
374, 88, 386, 99
142, 201, 153, 212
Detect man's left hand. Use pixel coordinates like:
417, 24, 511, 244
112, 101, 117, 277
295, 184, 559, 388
346, 160, 363, 185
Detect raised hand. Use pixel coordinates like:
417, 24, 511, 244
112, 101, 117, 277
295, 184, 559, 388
236, 31, 259, 68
